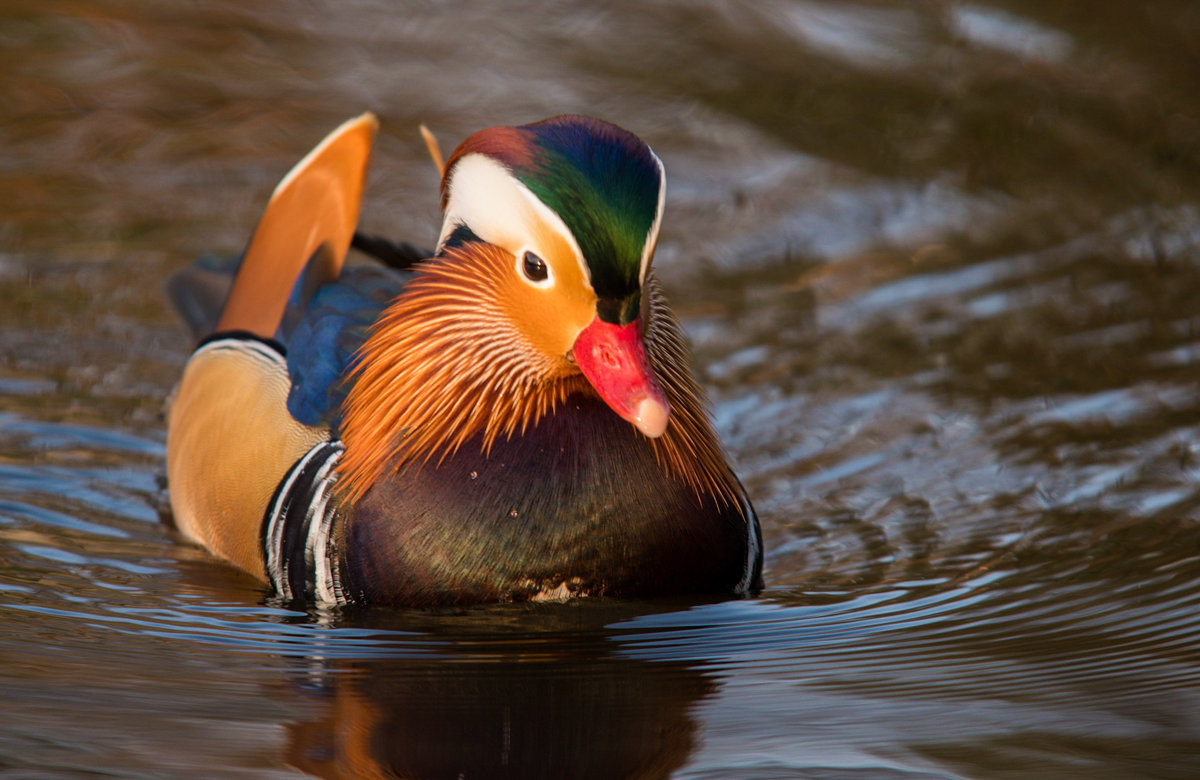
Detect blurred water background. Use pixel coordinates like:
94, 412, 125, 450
3, 1, 1200, 777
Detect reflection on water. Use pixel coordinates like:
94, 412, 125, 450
282, 608, 714, 779
4, 0, 1200, 776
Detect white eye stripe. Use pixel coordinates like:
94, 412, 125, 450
639, 151, 666, 286
439, 153, 589, 289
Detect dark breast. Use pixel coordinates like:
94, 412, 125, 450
336, 393, 755, 606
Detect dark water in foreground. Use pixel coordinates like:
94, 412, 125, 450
4, 1, 1200, 777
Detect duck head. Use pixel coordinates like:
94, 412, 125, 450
436, 115, 669, 438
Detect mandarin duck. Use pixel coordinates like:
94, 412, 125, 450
165, 113, 762, 606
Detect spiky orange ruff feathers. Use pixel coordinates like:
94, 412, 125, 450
337, 242, 742, 511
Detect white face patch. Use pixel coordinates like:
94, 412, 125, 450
438, 154, 589, 290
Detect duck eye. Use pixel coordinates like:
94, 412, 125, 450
522, 251, 549, 282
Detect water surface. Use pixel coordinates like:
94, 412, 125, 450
3, 1, 1200, 777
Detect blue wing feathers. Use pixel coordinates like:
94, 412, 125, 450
283, 264, 410, 429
